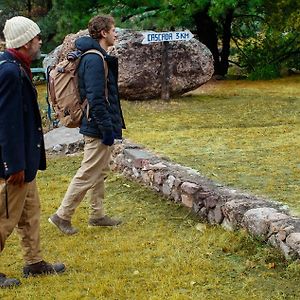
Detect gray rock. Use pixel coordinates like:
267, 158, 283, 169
44, 126, 83, 153
181, 194, 194, 208
204, 196, 218, 209
223, 198, 286, 230
181, 182, 199, 194
42, 44, 62, 69
162, 175, 176, 196
221, 218, 234, 231
132, 167, 140, 178
268, 235, 295, 259
242, 207, 289, 240
286, 233, 300, 254
214, 205, 224, 224
53, 144, 63, 152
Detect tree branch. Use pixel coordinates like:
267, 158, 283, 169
231, 36, 255, 71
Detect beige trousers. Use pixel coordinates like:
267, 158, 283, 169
0, 179, 42, 264
56, 136, 112, 221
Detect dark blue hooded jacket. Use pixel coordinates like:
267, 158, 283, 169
0, 51, 46, 182
75, 36, 125, 139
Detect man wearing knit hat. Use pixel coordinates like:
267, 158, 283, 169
0, 16, 65, 288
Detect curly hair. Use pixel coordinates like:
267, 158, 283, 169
88, 15, 115, 40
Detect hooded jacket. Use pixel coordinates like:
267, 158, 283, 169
75, 36, 125, 139
0, 51, 46, 182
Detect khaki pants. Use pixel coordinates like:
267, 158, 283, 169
56, 136, 112, 221
0, 179, 42, 264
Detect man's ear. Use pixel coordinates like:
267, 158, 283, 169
23, 41, 31, 50
100, 29, 107, 38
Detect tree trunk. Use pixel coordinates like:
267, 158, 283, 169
219, 9, 234, 76
193, 9, 222, 76
27, 0, 32, 17
46, 0, 53, 11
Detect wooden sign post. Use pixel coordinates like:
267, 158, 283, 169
142, 30, 194, 100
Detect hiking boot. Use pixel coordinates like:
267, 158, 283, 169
48, 213, 78, 235
0, 273, 21, 288
23, 260, 65, 278
88, 215, 122, 227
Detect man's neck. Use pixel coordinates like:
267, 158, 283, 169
99, 40, 108, 51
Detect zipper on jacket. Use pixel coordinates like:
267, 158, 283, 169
5, 182, 9, 218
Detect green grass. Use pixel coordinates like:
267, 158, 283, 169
120, 76, 300, 214
2, 156, 300, 299
8, 77, 297, 299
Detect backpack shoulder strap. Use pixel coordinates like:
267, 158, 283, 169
82, 49, 109, 103
82, 49, 108, 79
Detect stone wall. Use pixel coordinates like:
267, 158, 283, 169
111, 140, 300, 260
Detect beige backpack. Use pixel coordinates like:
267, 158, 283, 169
47, 49, 108, 128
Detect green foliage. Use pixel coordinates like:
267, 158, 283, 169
230, 1, 300, 78
38, 0, 98, 46
248, 64, 280, 80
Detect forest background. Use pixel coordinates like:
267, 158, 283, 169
0, 0, 299, 80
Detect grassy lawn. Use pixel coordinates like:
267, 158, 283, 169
9, 77, 297, 299
1, 156, 300, 299
120, 76, 300, 214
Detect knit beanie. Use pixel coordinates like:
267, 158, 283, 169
3, 16, 41, 48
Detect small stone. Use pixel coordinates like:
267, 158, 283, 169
171, 189, 181, 202
174, 178, 182, 188
150, 162, 167, 170
221, 218, 234, 231
277, 230, 287, 241
132, 167, 140, 178
181, 182, 199, 194
214, 205, 224, 224
286, 233, 300, 253
154, 172, 165, 185
53, 144, 63, 152
148, 170, 155, 183
204, 196, 218, 209
207, 210, 216, 224
181, 194, 194, 208
195, 223, 207, 232
141, 171, 150, 183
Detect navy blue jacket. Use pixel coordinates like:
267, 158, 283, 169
0, 51, 46, 182
75, 36, 125, 139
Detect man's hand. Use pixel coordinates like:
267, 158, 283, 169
102, 130, 114, 146
7, 170, 25, 187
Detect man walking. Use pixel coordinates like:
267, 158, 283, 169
0, 16, 65, 288
49, 15, 125, 235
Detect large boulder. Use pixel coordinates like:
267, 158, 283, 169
43, 29, 214, 100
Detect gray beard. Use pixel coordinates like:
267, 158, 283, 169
32, 49, 41, 61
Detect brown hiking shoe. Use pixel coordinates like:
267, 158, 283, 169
0, 273, 21, 288
88, 215, 122, 227
23, 260, 65, 278
48, 213, 78, 235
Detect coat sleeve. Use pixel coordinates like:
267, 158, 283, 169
0, 63, 25, 176
81, 53, 112, 134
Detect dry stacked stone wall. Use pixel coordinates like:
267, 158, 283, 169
111, 140, 300, 260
